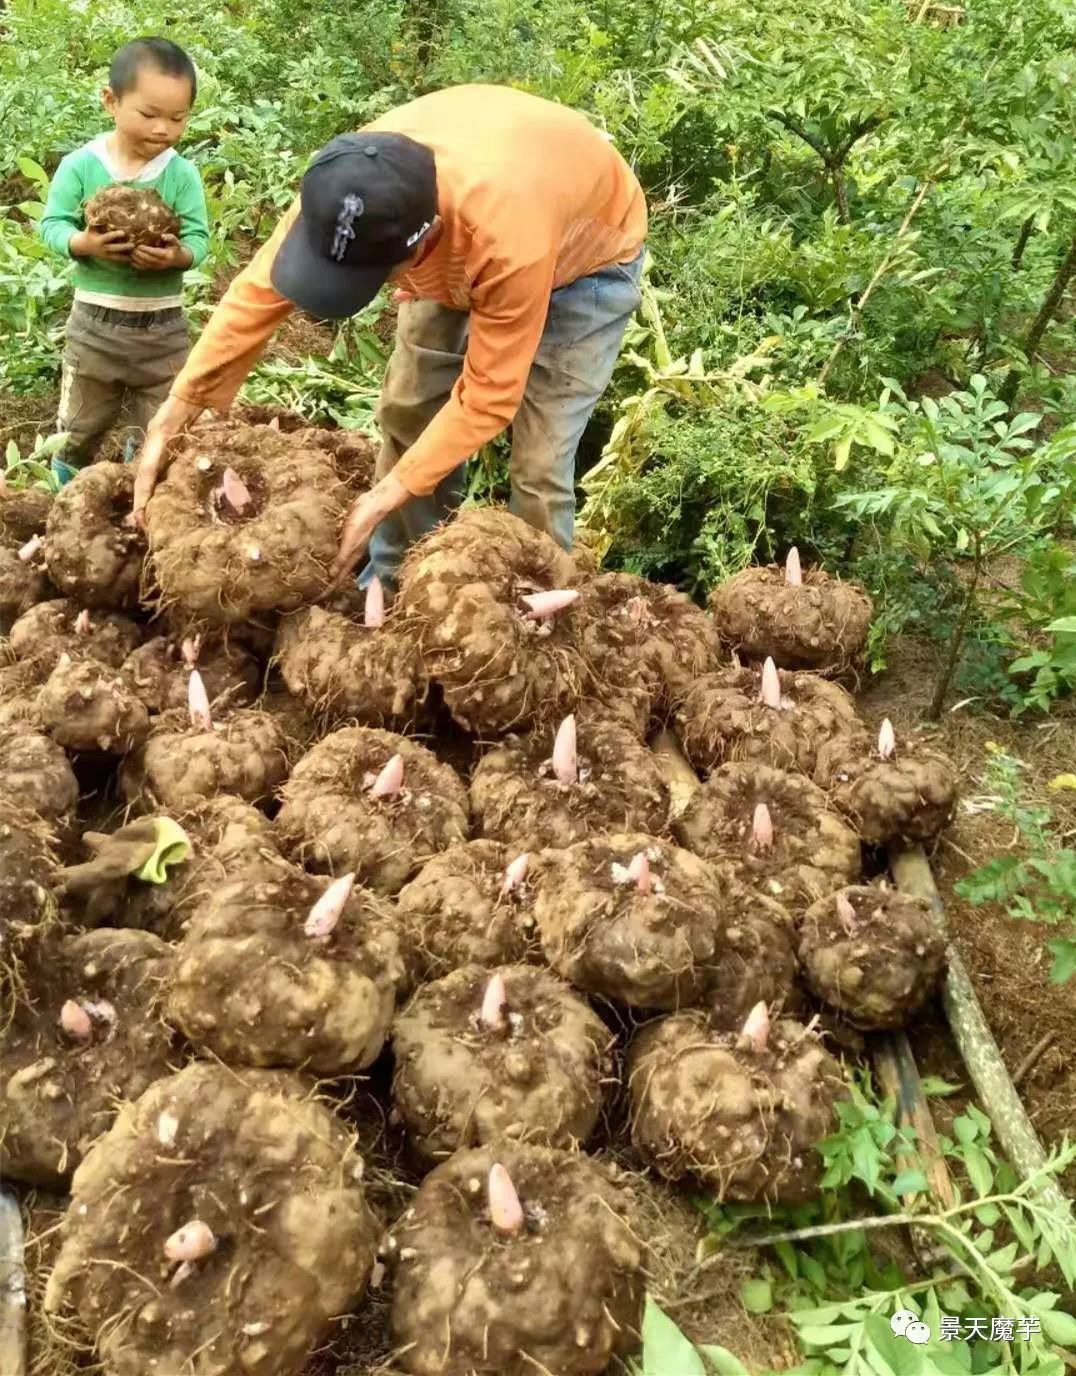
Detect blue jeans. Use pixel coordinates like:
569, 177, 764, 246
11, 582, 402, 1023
365, 249, 645, 589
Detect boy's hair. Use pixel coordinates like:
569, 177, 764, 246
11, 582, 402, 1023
109, 37, 197, 101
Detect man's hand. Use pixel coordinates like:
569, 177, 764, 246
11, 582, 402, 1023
331, 474, 410, 586
132, 395, 205, 525
131, 234, 193, 272
69, 227, 133, 263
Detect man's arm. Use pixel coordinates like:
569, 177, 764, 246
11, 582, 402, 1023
169, 197, 300, 412
132, 201, 299, 520
330, 254, 555, 581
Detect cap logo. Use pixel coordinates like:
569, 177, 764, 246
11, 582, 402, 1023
406, 220, 432, 249
331, 194, 365, 262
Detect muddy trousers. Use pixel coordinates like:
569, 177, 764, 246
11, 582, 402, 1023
54, 301, 190, 484
365, 249, 645, 590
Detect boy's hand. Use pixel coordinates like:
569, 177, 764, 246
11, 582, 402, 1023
69, 228, 133, 263
132, 395, 205, 526
131, 234, 193, 272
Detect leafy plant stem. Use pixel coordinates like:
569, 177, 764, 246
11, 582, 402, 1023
928, 527, 982, 718
766, 109, 882, 224
1011, 215, 1036, 271
1000, 233, 1076, 407
818, 169, 942, 387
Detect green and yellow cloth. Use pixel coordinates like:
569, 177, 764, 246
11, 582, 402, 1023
60, 817, 191, 892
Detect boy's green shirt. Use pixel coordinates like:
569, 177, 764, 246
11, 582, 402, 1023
40, 137, 209, 305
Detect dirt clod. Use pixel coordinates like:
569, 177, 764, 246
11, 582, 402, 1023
390, 1142, 645, 1375
391, 963, 614, 1162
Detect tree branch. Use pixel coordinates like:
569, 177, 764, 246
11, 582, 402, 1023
766, 108, 829, 162
1011, 215, 1035, 271
835, 113, 884, 162
928, 527, 981, 719
727, 1211, 916, 1250
1000, 232, 1076, 407
832, 168, 852, 224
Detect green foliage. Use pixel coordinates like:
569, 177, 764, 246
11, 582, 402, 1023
837, 379, 1065, 563
631, 1298, 751, 1375
835, 377, 1072, 713
241, 314, 388, 429
957, 748, 1076, 983
697, 1076, 1076, 1376
4, 433, 67, 492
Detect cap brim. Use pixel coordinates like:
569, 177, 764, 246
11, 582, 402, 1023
270, 213, 391, 320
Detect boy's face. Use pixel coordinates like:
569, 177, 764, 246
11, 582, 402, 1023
103, 68, 193, 161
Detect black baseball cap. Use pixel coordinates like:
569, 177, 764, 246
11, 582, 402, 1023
271, 132, 438, 320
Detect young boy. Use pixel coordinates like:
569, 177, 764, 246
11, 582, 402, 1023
39, 37, 208, 484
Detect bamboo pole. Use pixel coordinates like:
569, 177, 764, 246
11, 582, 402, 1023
0, 1187, 26, 1376
890, 845, 1072, 1216
874, 1032, 956, 1210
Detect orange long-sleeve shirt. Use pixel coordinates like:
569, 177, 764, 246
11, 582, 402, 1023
171, 84, 648, 497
